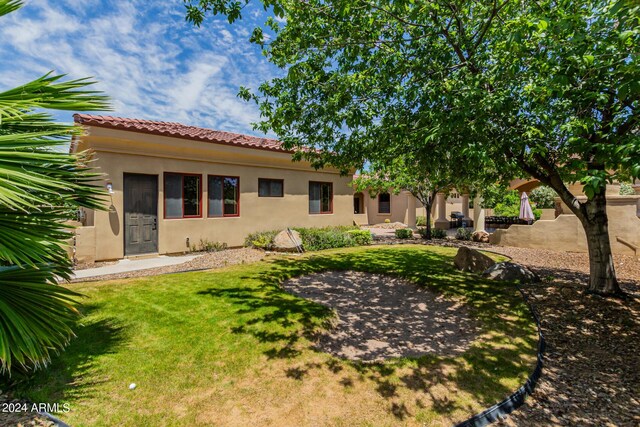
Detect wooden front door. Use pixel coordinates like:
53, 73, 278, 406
124, 173, 158, 255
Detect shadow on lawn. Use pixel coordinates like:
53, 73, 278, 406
196, 246, 538, 421
2, 303, 125, 402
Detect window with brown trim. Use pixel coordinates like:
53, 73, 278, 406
208, 175, 239, 217
378, 192, 391, 214
309, 181, 333, 214
164, 173, 202, 218
258, 178, 284, 197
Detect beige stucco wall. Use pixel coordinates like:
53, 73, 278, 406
73, 127, 354, 261
362, 191, 412, 225
490, 196, 640, 256
415, 198, 467, 222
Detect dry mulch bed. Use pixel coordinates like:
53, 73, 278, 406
0, 392, 55, 427
70, 247, 265, 282
72, 259, 117, 271
486, 246, 640, 427
283, 270, 480, 361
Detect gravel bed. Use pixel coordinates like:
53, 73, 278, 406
73, 259, 118, 270
70, 247, 265, 282
488, 245, 640, 426
363, 222, 409, 229
0, 392, 55, 427
283, 270, 480, 361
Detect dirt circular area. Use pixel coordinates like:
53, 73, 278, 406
283, 270, 481, 361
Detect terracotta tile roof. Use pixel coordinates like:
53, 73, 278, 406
73, 114, 289, 153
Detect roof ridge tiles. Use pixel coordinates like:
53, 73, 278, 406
73, 113, 288, 153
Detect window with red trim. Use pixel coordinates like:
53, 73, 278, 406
309, 181, 332, 214
208, 175, 239, 217
164, 173, 202, 218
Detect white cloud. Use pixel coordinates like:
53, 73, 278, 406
0, 0, 280, 136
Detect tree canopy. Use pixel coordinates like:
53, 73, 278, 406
186, 0, 639, 295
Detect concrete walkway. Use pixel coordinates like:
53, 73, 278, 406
72, 254, 201, 280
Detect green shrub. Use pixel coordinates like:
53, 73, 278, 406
245, 230, 278, 249
346, 229, 373, 246
620, 182, 636, 195
295, 226, 354, 251
494, 189, 543, 220
395, 228, 414, 239
529, 186, 556, 208
455, 228, 472, 241
431, 228, 448, 239
418, 227, 448, 239
245, 226, 367, 252
416, 216, 429, 227
193, 239, 228, 252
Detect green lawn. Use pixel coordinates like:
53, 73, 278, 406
8, 245, 537, 426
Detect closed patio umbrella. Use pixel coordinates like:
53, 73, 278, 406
519, 192, 535, 222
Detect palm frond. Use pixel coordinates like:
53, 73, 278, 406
0, 2, 111, 373
0, 265, 81, 373
0, 73, 110, 120
0, 0, 22, 17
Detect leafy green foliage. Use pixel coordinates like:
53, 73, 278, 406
619, 182, 636, 195
529, 186, 557, 209
244, 230, 279, 250
428, 228, 448, 239
493, 191, 524, 217
187, 0, 638, 294
493, 190, 542, 220
192, 239, 228, 252
0, 0, 110, 373
245, 226, 369, 251
416, 216, 428, 227
294, 226, 360, 251
481, 185, 514, 209
345, 229, 373, 246
394, 228, 413, 239
455, 228, 472, 241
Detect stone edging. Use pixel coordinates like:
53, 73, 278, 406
454, 283, 546, 427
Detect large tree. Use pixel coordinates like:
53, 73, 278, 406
0, 0, 109, 373
186, 0, 639, 295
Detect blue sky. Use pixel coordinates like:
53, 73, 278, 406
0, 0, 281, 136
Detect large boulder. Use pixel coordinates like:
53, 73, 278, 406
453, 247, 496, 273
471, 230, 490, 243
273, 229, 303, 252
482, 262, 540, 284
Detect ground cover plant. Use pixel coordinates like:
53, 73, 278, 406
3, 246, 537, 426
394, 228, 414, 239
245, 226, 370, 251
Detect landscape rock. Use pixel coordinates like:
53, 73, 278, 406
482, 261, 540, 283
273, 229, 303, 252
471, 230, 490, 243
453, 246, 496, 273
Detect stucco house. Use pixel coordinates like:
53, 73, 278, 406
71, 114, 354, 262
353, 189, 473, 229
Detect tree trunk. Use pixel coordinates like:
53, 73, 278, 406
581, 191, 622, 296
424, 202, 433, 239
